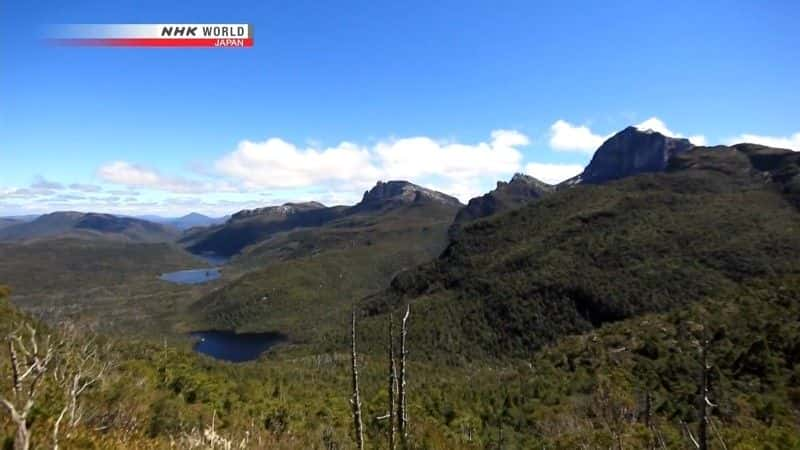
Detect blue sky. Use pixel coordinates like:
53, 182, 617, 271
1, 0, 799, 216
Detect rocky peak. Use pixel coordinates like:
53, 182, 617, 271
356, 181, 462, 210
569, 126, 693, 185
506, 173, 554, 191
231, 201, 326, 221
452, 173, 553, 227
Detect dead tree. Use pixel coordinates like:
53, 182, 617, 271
397, 305, 410, 443
1, 324, 55, 450
52, 327, 111, 450
698, 338, 709, 450
350, 309, 364, 450
687, 336, 726, 450
388, 313, 397, 450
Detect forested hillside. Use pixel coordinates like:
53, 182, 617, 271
363, 144, 800, 360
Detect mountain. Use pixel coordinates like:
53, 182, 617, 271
0, 218, 20, 230
453, 127, 694, 229
184, 202, 345, 258
169, 212, 228, 230
361, 143, 800, 359
1, 215, 39, 222
189, 181, 463, 339
564, 126, 694, 185
133, 213, 228, 230
0, 211, 178, 243
452, 173, 553, 228
350, 180, 462, 213
185, 181, 463, 258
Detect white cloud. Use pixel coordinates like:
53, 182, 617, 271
215, 130, 528, 197
634, 117, 676, 137
549, 120, 608, 153
97, 161, 214, 193
688, 135, 708, 146
374, 129, 525, 180
725, 132, 800, 151
0, 186, 57, 199
635, 117, 706, 146
427, 180, 488, 204
524, 163, 584, 184
216, 139, 380, 189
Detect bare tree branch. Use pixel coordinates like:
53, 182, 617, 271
388, 313, 397, 450
1, 324, 55, 450
398, 305, 410, 444
350, 309, 364, 450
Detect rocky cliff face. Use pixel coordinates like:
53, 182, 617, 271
568, 126, 693, 185
453, 173, 553, 226
186, 181, 461, 257
352, 181, 462, 212
230, 202, 327, 222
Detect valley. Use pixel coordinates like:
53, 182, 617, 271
0, 127, 799, 448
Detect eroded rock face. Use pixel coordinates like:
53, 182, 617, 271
356, 181, 462, 210
230, 202, 326, 221
574, 126, 693, 184
454, 173, 553, 225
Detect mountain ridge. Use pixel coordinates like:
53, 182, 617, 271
184, 180, 462, 258
0, 211, 178, 243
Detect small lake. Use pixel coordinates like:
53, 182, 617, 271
190, 330, 286, 362
160, 268, 221, 284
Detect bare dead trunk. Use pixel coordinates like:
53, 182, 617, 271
2, 326, 54, 450
350, 310, 364, 450
397, 305, 410, 443
699, 338, 708, 450
53, 406, 68, 450
388, 313, 397, 450
15, 419, 29, 450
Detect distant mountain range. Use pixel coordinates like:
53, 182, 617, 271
0, 212, 179, 243
184, 180, 463, 258
190, 180, 464, 335
135, 213, 229, 230
3, 126, 795, 261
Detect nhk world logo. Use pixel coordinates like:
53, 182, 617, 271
48, 24, 253, 48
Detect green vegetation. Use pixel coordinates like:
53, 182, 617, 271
192, 202, 456, 343
364, 145, 800, 361
0, 145, 798, 448
0, 238, 219, 338
2, 277, 800, 448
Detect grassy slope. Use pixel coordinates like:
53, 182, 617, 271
0, 238, 221, 338
362, 146, 800, 360
183, 205, 346, 258
189, 202, 457, 343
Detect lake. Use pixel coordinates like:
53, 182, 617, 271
190, 330, 286, 362
160, 268, 221, 284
